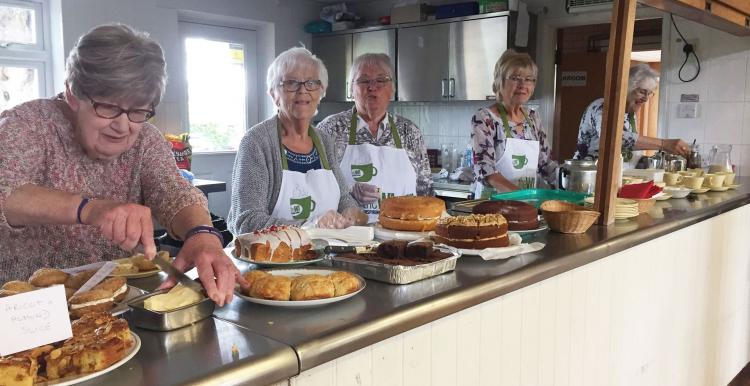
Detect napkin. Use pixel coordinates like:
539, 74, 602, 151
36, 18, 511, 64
618, 181, 662, 199
306, 226, 375, 244
477, 242, 546, 260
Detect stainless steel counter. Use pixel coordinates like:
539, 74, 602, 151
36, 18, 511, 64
214, 180, 750, 372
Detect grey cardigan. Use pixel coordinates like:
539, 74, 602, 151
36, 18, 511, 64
227, 115, 357, 234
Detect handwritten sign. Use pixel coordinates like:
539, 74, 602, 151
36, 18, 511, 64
0, 285, 72, 356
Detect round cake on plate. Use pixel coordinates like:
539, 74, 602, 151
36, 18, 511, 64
433, 214, 509, 249
472, 200, 539, 230
379, 196, 445, 232
234, 225, 313, 262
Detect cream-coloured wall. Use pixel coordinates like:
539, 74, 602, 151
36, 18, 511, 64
286, 205, 750, 385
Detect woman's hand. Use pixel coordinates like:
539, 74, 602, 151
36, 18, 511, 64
80, 199, 157, 258
316, 210, 354, 229
161, 233, 246, 307
662, 139, 690, 157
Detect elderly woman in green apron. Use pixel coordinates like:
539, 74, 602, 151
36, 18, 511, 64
227, 47, 364, 234
317, 53, 432, 223
472, 49, 558, 198
574, 63, 690, 168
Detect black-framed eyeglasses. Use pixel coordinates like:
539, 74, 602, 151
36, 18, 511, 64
355, 77, 392, 89
83, 92, 155, 123
279, 79, 322, 92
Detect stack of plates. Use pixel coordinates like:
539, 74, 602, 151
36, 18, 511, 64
584, 197, 640, 220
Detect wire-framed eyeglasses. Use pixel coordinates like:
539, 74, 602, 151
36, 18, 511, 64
83, 92, 155, 123
279, 79, 322, 92
634, 88, 655, 98
505, 75, 537, 85
355, 77, 392, 89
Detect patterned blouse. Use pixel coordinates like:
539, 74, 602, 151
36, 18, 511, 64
0, 98, 207, 282
317, 107, 433, 196
471, 106, 558, 188
573, 98, 639, 161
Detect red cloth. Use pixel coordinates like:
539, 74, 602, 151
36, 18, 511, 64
618, 181, 663, 199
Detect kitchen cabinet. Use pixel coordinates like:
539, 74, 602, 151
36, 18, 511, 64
312, 28, 396, 101
398, 17, 508, 101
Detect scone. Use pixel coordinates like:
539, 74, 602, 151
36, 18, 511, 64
28, 268, 69, 287
68, 289, 115, 319
327, 271, 360, 297
2, 280, 36, 293
0, 289, 18, 298
249, 275, 291, 301
65, 287, 76, 299
131, 253, 158, 271
290, 275, 335, 301
110, 262, 138, 276
93, 277, 128, 302
64, 269, 97, 289
242, 270, 270, 292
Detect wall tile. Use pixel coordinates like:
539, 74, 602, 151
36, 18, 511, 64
666, 102, 705, 144
664, 64, 708, 104
706, 28, 750, 62
742, 103, 750, 145
706, 57, 747, 102
703, 102, 743, 144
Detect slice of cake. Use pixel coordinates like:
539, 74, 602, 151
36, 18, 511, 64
234, 225, 313, 262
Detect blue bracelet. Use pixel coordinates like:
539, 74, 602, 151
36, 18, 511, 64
76, 197, 90, 224
184, 225, 224, 245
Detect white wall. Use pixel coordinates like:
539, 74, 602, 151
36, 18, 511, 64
58, 0, 321, 218
659, 16, 750, 178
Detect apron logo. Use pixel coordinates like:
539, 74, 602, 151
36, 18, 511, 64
511, 155, 528, 170
351, 163, 378, 182
290, 196, 316, 220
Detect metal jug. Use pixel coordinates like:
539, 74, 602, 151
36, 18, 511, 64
558, 159, 597, 194
664, 153, 686, 172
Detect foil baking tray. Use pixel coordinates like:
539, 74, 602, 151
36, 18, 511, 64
125, 289, 215, 331
329, 245, 461, 284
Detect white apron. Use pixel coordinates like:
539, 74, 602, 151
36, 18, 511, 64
339, 109, 417, 223
475, 104, 540, 198
271, 118, 341, 221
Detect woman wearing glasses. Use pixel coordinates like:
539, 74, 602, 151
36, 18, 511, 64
574, 63, 690, 167
0, 24, 243, 305
472, 49, 557, 196
227, 47, 363, 234
317, 53, 432, 223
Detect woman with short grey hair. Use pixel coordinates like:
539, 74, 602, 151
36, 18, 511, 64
0, 23, 243, 305
575, 63, 690, 167
228, 47, 364, 234
318, 53, 432, 224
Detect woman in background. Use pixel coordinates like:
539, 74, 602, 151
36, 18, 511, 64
471, 49, 557, 197
227, 47, 364, 234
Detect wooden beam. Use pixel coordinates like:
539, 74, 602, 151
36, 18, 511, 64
639, 0, 750, 36
594, 0, 637, 225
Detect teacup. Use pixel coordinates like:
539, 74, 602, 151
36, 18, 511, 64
702, 173, 725, 189
663, 172, 682, 186
717, 171, 736, 186
687, 168, 705, 177
682, 176, 705, 190
678, 171, 696, 177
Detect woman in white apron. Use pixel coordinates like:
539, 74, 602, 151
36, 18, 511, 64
227, 47, 364, 234
574, 63, 690, 168
472, 49, 558, 198
317, 53, 432, 223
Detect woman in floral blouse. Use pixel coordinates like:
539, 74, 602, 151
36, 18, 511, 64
471, 49, 557, 196
574, 64, 690, 167
0, 24, 243, 305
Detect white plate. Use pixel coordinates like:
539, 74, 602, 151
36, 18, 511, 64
38, 333, 141, 386
235, 268, 365, 308
709, 186, 730, 192
235, 254, 325, 268
691, 187, 710, 194
728, 184, 741, 190
108, 257, 161, 279
511, 221, 548, 234
653, 192, 672, 201
373, 223, 432, 241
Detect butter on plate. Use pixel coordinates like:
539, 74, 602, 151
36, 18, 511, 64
144, 284, 203, 312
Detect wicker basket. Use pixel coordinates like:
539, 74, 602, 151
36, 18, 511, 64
540, 200, 600, 234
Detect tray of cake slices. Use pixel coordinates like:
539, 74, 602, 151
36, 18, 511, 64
329, 240, 461, 284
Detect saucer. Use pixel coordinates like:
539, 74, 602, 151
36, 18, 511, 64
709, 186, 730, 192
691, 187, 710, 194
728, 184, 741, 190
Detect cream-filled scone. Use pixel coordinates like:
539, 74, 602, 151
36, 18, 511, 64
68, 289, 115, 319
93, 277, 128, 302
64, 269, 97, 289
144, 284, 203, 312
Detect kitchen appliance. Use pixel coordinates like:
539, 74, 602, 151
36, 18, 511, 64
558, 159, 598, 194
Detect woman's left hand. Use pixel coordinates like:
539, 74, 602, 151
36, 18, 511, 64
160, 233, 247, 306
662, 139, 690, 157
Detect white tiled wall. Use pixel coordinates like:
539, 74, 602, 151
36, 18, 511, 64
662, 16, 750, 176
317, 101, 488, 152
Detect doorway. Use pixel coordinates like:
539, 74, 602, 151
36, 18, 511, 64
552, 19, 663, 162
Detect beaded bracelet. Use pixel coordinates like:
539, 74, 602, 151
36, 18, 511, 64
76, 197, 90, 224
184, 225, 224, 245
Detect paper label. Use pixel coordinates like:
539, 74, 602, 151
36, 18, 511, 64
0, 285, 72, 356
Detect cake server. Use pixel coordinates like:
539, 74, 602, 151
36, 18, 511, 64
152, 252, 205, 293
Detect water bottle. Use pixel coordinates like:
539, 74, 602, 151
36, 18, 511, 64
463, 144, 473, 169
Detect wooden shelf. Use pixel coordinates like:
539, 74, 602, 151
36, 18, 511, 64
639, 0, 750, 36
